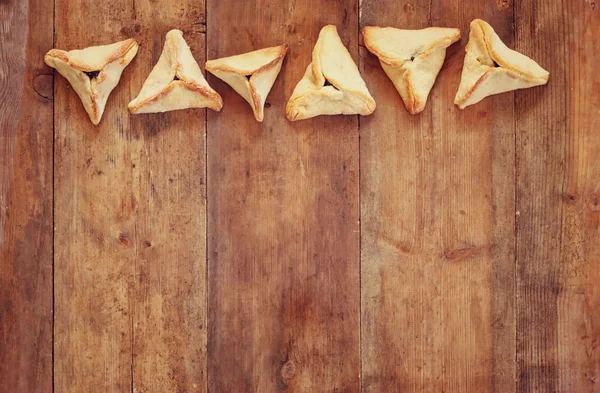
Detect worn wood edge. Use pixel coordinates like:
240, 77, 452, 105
0, 0, 54, 392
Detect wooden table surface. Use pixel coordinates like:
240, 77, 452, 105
1, 0, 599, 392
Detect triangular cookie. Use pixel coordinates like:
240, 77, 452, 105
286, 25, 376, 121
44, 39, 138, 125
455, 19, 549, 109
205, 45, 288, 122
363, 26, 460, 114
128, 29, 222, 114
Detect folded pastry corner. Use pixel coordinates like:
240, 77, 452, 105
206, 45, 288, 122
454, 19, 549, 109
363, 26, 460, 114
286, 25, 376, 121
128, 29, 222, 114
44, 38, 139, 125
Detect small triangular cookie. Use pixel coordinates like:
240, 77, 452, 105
206, 45, 288, 122
44, 39, 138, 125
455, 19, 549, 109
128, 29, 222, 114
363, 26, 460, 114
286, 25, 376, 121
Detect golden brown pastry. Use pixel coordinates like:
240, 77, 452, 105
363, 26, 460, 114
286, 25, 376, 121
455, 19, 549, 109
128, 29, 222, 114
44, 39, 138, 125
206, 45, 288, 122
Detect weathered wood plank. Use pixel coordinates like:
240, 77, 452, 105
515, 1, 600, 392
359, 1, 516, 391
53, 1, 207, 392
53, 2, 138, 391
206, 1, 361, 391
0, 0, 53, 392
130, 2, 207, 393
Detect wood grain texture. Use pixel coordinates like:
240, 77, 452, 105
515, 1, 600, 392
129, 2, 207, 393
53, 1, 207, 392
53, 1, 137, 390
359, 1, 516, 391
0, 0, 53, 392
206, 0, 360, 391
3, 0, 599, 391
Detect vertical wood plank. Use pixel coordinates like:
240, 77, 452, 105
359, 1, 516, 392
206, 1, 361, 391
130, 2, 207, 393
54, 1, 138, 391
0, 0, 53, 392
54, 1, 207, 392
515, 1, 600, 392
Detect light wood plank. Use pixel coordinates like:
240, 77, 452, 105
515, 1, 600, 391
129, 2, 207, 393
54, 2, 139, 390
359, 1, 516, 391
0, 0, 53, 392
130, 3, 207, 393
53, 1, 207, 392
206, 1, 361, 391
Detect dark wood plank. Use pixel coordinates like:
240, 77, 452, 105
515, 1, 600, 392
359, 1, 516, 391
0, 0, 53, 392
206, 1, 361, 391
53, 1, 207, 392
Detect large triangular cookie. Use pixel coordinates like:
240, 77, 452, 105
286, 25, 376, 121
206, 45, 288, 122
455, 19, 549, 109
128, 29, 222, 114
363, 26, 460, 114
45, 39, 138, 125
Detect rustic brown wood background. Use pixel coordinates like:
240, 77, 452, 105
1, 0, 599, 391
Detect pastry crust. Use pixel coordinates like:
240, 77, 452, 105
206, 45, 288, 122
286, 25, 376, 121
128, 29, 222, 114
454, 19, 549, 109
363, 26, 460, 114
44, 39, 138, 125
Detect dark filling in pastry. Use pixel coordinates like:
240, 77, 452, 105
173, 75, 181, 81
324, 80, 339, 90
85, 71, 100, 79
492, 60, 500, 67
245, 74, 251, 80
